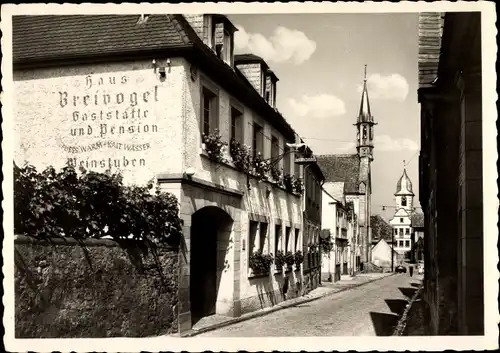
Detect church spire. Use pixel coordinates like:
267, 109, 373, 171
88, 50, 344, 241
358, 64, 372, 123
355, 65, 377, 161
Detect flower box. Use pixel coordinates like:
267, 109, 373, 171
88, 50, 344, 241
248, 250, 274, 278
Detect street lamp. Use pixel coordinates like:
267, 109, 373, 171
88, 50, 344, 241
391, 229, 394, 272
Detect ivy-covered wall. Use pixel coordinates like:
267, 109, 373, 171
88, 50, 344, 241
15, 236, 178, 338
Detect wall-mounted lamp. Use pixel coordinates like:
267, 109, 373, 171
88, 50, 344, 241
158, 66, 167, 80
152, 58, 169, 81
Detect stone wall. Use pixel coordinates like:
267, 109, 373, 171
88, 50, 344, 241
14, 235, 178, 338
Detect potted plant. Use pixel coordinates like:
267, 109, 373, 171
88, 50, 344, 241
283, 173, 295, 194
320, 235, 334, 254
309, 243, 318, 253
230, 138, 251, 172
270, 166, 284, 186
274, 250, 285, 273
202, 129, 227, 163
252, 152, 271, 181
284, 251, 295, 271
248, 250, 274, 276
293, 177, 304, 195
294, 250, 304, 271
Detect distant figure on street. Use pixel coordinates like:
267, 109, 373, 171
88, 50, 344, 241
409, 264, 414, 277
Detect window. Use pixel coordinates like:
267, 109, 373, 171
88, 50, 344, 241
249, 221, 259, 255
400, 218, 404, 223
265, 91, 270, 103
402, 196, 407, 207
261, 72, 266, 96
405, 240, 410, 248
275, 224, 282, 255
271, 82, 277, 107
259, 223, 269, 253
294, 157, 300, 178
399, 228, 403, 236
405, 228, 410, 235
394, 229, 398, 235
230, 106, 243, 143
399, 240, 404, 247
252, 123, 264, 158
223, 29, 232, 65
204, 15, 214, 48
202, 86, 218, 135
285, 227, 291, 253
283, 144, 291, 174
294, 229, 300, 253
271, 135, 279, 160
215, 43, 223, 59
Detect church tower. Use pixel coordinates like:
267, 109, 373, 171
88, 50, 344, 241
356, 65, 376, 161
395, 165, 415, 214
355, 65, 377, 264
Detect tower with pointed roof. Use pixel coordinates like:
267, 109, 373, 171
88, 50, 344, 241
390, 165, 416, 260
395, 166, 415, 214
355, 65, 376, 162
355, 65, 376, 263
316, 66, 377, 269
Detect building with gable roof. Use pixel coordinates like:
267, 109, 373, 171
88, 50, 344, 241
12, 14, 325, 334
317, 66, 376, 270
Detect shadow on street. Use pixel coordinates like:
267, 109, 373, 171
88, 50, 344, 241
399, 286, 417, 298
369, 312, 400, 336
385, 299, 408, 314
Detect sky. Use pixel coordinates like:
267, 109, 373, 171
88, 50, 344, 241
227, 13, 421, 221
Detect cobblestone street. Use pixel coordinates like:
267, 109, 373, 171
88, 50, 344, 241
196, 273, 423, 336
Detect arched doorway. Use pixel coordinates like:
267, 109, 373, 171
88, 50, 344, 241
190, 206, 233, 325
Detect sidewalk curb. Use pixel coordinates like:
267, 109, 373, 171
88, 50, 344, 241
181, 273, 396, 337
392, 282, 424, 336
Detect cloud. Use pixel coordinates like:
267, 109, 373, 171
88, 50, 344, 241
288, 94, 346, 119
235, 25, 317, 64
374, 135, 419, 151
357, 73, 409, 101
335, 142, 357, 153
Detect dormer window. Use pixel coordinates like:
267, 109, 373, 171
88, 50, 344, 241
215, 43, 223, 59
223, 29, 233, 65
204, 15, 235, 67
261, 71, 267, 96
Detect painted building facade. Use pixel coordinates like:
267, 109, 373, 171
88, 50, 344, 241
418, 12, 483, 335
13, 14, 312, 333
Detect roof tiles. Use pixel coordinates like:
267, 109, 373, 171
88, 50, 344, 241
316, 154, 360, 194
13, 15, 191, 64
